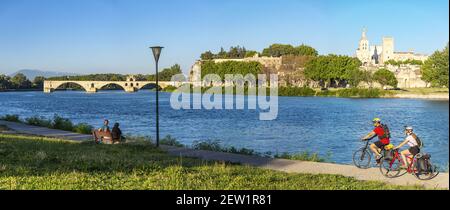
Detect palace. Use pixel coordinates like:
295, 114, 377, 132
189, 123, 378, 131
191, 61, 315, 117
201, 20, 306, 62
355, 28, 428, 66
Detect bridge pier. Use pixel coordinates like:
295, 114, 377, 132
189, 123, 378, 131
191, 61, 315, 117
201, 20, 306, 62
44, 87, 54, 93
86, 88, 97, 93
124, 87, 137, 93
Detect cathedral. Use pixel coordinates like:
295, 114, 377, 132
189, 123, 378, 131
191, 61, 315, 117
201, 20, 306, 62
355, 28, 428, 66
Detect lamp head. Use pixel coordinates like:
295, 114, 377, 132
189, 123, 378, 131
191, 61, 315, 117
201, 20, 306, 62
150, 46, 164, 62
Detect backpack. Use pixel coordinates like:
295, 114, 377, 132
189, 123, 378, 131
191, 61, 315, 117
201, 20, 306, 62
380, 124, 391, 139
412, 133, 424, 148
416, 153, 431, 173
383, 149, 394, 160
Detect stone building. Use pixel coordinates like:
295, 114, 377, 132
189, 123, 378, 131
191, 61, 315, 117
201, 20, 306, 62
356, 28, 428, 65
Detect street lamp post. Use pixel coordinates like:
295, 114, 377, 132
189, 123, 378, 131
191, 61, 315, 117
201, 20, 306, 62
150, 46, 163, 147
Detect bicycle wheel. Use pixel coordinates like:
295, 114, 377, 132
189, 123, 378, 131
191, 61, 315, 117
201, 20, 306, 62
380, 157, 401, 178
414, 160, 440, 180
353, 148, 371, 169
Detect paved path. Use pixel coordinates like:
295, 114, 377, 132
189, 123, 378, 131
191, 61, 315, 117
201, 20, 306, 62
0, 120, 92, 141
1, 120, 448, 189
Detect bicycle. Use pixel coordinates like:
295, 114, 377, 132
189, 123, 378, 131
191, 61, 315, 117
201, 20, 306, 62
353, 139, 384, 169
379, 149, 439, 180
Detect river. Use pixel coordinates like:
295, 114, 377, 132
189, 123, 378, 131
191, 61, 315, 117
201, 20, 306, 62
0, 90, 448, 167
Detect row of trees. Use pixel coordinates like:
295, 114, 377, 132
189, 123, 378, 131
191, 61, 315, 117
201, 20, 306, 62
200, 44, 318, 60
304, 55, 363, 87
0, 73, 45, 90
384, 59, 424, 66
144, 64, 183, 81
47, 74, 126, 81
421, 44, 449, 87
261, 44, 318, 57
47, 64, 183, 82
200, 46, 256, 60
304, 54, 398, 88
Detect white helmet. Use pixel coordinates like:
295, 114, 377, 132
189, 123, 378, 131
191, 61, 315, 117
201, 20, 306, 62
405, 126, 413, 131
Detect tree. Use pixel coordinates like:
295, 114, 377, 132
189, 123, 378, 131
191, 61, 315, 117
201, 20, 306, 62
304, 54, 361, 88
217, 47, 227, 59
200, 51, 214, 60
0, 74, 12, 90
11, 73, 32, 89
262, 44, 296, 57
262, 44, 318, 57
421, 44, 449, 87
201, 60, 262, 81
158, 64, 183, 81
295, 44, 318, 56
33, 76, 45, 89
373, 68, 398, 88
245, 51, 259, 58
345, 68, 365, 87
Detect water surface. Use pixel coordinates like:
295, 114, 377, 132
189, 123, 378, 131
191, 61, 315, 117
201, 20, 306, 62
0, 91, 448, 166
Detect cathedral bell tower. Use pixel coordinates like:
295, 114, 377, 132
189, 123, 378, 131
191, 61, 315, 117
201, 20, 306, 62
356, 28, 371, 65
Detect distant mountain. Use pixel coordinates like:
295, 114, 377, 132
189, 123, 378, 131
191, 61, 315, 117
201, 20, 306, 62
8, 69, 78, 80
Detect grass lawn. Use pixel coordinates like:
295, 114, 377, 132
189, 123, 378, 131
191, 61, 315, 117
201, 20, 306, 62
0, 134, 424, 190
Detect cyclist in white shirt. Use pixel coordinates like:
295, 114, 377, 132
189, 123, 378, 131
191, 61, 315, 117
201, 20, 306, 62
394, 126, 421, 168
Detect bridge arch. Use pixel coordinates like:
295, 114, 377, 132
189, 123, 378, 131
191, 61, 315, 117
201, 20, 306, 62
97, 82, 127, 91
138, 82, 161, 90
53, 81, 88, 91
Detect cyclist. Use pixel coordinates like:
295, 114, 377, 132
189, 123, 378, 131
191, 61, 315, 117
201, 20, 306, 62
361, 118, 390, 164
394, 126, 421, 168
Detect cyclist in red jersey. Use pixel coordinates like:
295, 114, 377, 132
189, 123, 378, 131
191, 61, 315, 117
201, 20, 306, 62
361, 118, 390, 164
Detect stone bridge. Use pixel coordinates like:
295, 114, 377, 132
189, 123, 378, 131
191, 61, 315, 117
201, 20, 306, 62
43, 80, 182, 93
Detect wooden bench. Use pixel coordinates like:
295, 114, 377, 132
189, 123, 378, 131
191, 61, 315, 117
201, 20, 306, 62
92, 130, 114, 144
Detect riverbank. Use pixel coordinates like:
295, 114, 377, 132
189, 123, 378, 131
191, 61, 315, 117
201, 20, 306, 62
0, 133, 430, 190
0, 88, 41, 92
180, 86, 449, 100
2, 87, 448, 100
0, 121, 448, 190
384, 88, 449, 100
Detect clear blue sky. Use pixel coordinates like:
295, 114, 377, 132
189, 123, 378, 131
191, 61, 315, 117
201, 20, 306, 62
0, 0, 448, 75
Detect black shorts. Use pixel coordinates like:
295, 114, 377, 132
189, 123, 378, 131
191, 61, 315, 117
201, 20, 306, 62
408, 146, 420, 156
374, 140, 387, 149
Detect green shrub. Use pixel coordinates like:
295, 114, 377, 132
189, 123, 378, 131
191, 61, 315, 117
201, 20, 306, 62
160, 135, 184, 147
315, 90, 336, 97
274, 152, 328, 162
25, 116, 52, 128
279, 86, 316, 97
192, 140, 223, 151
191, 140, 257, 156
163, 85, 178, 92
0, 114, 21, 122
51, 115, 74, 131
314, 88, 386, 98
336, 88, 384, 98
73, 123, 94, 134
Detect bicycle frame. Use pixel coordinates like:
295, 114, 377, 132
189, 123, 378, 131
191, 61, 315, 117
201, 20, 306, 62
387, 149, 417, 174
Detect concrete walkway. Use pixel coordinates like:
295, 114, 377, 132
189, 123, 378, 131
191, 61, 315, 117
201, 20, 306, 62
0, 120, 92, 141
1, 120, 448, 189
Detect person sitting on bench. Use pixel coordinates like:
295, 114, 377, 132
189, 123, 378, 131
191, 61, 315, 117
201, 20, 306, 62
111, 122, 123, 144
93, 119, 113, 144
